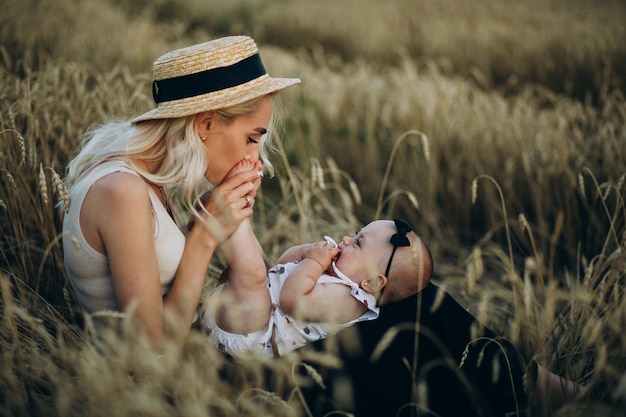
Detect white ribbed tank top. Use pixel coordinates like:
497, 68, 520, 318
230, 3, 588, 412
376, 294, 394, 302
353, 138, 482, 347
62, 160, 185, 313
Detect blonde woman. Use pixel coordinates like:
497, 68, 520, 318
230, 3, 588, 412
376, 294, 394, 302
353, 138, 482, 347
62, 36, 300, 344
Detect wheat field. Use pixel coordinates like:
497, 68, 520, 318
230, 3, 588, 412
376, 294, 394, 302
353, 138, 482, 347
1, 0, 625, 415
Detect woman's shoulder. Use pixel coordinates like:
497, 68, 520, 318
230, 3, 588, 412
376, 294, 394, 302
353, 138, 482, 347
76, 160, 138, 185
78, 167, 152, 251
92, 171, 148, 198
85, 170, 151, 215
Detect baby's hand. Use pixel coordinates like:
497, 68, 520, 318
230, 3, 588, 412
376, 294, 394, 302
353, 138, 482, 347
305, 241, 340, 271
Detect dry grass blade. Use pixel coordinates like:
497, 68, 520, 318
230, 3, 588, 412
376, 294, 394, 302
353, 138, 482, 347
375, 130, 430, 219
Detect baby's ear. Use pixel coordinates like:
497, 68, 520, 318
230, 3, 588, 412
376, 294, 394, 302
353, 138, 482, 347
362, 274, 387, 294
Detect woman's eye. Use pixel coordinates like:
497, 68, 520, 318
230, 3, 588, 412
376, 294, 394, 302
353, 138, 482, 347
248, 137, 259, 144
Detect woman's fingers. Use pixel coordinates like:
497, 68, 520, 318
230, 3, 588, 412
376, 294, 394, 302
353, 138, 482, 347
221, 169, 262, 192
190, 162, 261, 236
193, 181, 256, 240
242, 194, 254, 209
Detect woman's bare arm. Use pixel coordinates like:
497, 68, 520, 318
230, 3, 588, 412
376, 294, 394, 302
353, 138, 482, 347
92, 169, 259, 343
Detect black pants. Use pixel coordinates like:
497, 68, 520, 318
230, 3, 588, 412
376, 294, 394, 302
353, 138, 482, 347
305, 283, 529, 417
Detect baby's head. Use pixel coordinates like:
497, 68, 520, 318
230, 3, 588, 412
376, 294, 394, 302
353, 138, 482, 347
335, 219, 433, 305
377, 219, 433, 305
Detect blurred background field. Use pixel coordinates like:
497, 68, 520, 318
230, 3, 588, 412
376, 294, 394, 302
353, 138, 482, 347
1, 0, 625, 415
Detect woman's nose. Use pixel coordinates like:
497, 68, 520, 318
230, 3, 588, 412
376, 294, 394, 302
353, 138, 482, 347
246, 148, 260, 161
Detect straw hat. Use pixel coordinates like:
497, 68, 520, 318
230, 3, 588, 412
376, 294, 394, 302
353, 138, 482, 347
132, 36, 301, 123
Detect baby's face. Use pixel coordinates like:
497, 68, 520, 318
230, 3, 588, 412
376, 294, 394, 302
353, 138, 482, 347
334, 220, 397, 280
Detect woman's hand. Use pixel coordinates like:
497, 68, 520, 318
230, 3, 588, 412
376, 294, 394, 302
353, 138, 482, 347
189, 158, 263, 243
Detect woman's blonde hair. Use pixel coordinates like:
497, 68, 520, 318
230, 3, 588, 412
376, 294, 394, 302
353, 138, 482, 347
65, 94, 281, 215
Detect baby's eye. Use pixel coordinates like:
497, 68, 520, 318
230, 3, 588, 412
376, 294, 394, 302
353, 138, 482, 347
355, 238, 362, 247
248, 137, 259, 144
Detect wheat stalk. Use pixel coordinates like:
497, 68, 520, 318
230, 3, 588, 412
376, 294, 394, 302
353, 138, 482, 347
375, 130, 430, 219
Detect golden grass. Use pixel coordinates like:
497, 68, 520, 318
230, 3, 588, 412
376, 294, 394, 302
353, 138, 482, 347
1, 0, 625, 415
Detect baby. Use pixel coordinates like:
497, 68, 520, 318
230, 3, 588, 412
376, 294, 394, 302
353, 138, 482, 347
200, 160, 433, 357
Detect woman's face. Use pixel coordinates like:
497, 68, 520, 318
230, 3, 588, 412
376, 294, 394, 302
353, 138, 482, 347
201, 95, 274, 184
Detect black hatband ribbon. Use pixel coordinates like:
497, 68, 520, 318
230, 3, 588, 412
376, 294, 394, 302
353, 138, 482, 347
152, 53, 266, 104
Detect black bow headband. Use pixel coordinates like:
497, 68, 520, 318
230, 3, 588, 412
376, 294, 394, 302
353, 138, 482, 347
384, 218, 413, 278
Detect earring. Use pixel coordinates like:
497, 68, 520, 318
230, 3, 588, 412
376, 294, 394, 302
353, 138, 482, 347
201, 136, 207, 141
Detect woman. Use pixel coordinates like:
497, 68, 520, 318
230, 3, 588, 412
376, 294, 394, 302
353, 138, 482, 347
62, 36, 300, 343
